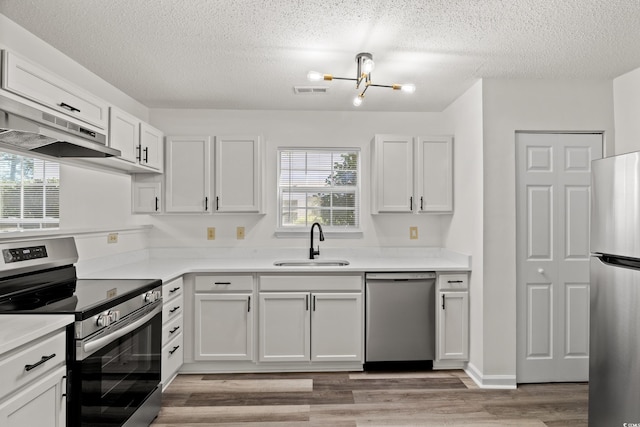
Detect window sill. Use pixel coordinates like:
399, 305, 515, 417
274, 228, 363, 239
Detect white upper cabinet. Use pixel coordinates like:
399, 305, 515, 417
165, 136, 212, 213
1, 50, 108, 130
415, 136, 453, 213
140, 122, 164, 171
165, 135, 263, 214
371, 135, 414, 213
215, 135, 262, 213
371, 134, 453, 214
108, 107, 164, 173
109, 107, 139, 163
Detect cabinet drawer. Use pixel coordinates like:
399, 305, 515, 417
162, 313, 183, 344
437, 274, 468, 290
163, 277, 184, 302
0, 330, 66, 401
2, 51, 108, 129
162, 292, 184, 323
195, 275, 253, 292
161, 333, 183, 386
259, 274, 363, 292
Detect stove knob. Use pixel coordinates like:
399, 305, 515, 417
144, 291, 157, 303
96, 313, 110, 327
108, 310, 120, 323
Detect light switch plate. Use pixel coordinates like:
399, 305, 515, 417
410, 226, 418, 240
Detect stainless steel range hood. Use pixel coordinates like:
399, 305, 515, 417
0, 95, 121, 158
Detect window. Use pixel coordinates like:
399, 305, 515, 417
0, 153, 60, 231
278, 148, 360, 231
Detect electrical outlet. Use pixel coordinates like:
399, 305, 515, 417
410, 226, 418, 240
207, 227, 216, 240
107, 233, 118, 244
237, 226, 245, 240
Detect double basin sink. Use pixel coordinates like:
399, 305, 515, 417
273, 259, 350, 267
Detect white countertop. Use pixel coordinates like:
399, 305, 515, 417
79, 247, 471, 282
0, 315, 74, 355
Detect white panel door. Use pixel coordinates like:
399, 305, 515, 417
259, 292, 310, 362
311, 293, 363, 362
140, 122, 164, 171
165, 136, 211, 212
372, 135, 414, 213
215, 136, 261, 212
437, 291, 469, 360
516, 132, 602, 382
415, 136, 453, 212
194, 293, 253, 361
109, 107, 139, 163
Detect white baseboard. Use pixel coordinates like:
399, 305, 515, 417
465, 362, 517, 389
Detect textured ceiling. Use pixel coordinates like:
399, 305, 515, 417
2, 0, 640, 112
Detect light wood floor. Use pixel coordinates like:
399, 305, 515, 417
151, 370, 587, 426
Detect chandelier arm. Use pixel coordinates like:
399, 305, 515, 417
330, 76, 358, 82
368, 84, 395, 88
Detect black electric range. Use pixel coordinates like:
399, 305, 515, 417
0, 237, 163, 427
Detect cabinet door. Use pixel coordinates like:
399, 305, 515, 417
194, 293, 253, 361
215, 135, 262, 212
371, 135, 414, 213
311, 293, 363, 362
140, 123, 164, 171
109, 107, 139, 164
416, 136, 453, 212
0, 366, 66, 427
259, 293, 310, 362
132, 178, 161, 213
437, 291, 469, 360
2, 51, 108, 129
165, 136, 211, 212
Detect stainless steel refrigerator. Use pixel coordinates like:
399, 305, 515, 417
590, 151, 640, 426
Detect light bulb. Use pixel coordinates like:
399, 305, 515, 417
362, 58, 375, 74
307, 71, 323, 82
400, 84, 416, 93
353, 95, 363, 107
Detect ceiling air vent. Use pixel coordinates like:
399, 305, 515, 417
293, 86, 329, 94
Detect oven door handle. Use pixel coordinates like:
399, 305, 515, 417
81, 303, 161, 358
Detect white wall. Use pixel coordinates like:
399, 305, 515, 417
0, 13, 149, 119
481, 79, 614, 380
442, 80, 484, 375
613, 67, 640, 155
145, 108, 454, 249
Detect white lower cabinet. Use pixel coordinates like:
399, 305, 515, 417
436, 273, 469, 362
162, 277, 184, 387
0, 366, 67, 427
193, 274, 255, 362
258, 291, 363, 363
194, 293, 253, 360
0, 329, 68, 427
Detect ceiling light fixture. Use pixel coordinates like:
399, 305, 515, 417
307, 52, 416, 107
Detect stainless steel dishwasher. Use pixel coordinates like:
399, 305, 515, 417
365, 272, 436, 363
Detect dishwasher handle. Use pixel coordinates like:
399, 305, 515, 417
366, 272, 435, 281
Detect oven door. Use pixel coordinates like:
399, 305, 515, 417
70, 303, 162, 427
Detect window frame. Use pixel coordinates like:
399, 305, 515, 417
275, 147, 362, 238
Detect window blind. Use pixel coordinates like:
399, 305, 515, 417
278, 149, 359, 229
0, 153, 60, 231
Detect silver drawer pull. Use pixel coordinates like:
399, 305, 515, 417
214, 282, 231, 285
169, 345, 180, 355
58, 102, 80, 113
25, 353, 56, 371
